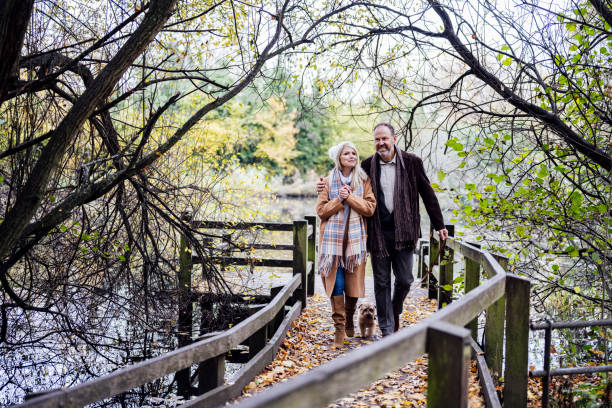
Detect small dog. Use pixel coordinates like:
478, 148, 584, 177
357, 301, 376, 338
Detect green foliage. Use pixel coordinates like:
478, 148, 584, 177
293, 106, 335, 175
448, 1, 610, 315
550, 370, 610, 407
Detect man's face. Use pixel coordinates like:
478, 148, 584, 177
374, 126, 397, 161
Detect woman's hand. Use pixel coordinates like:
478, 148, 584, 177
316, 177, 325, 193
339, 185, 351, 200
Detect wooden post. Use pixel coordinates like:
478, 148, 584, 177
416, 239, 423, 279
270, 285, 286, 333
177, 232, 193, 398
427, 321, 471, 408
484, 256, 507, 377
464, 243, 481, 340
305, 215, 316, 297
503, 274, 530, 408
428, 228, 439, 300
438, 225, 454, 308
293, 220, 308, 308
421, 244, 429, 288
198, 354, 225, 395
220, 233, 231, 273
249, 324, 269, 358
541, 320, 552, 408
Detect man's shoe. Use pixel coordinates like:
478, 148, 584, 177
393, 314, 400, 332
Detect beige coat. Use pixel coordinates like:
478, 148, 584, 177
316, 176, 376, 298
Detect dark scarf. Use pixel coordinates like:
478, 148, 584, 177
368, 149, 418, 258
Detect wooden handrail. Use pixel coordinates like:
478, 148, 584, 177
181, 301, 303, 407
426, 273, 505, 327
233, 237, 530, 408
17, 274, 301, 408
236, 320, 430, 408
16, 216, 315, 407
194, 220, 294, 231
193, 256, 295, 268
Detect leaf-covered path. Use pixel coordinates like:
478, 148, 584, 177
232, 282, 486, 407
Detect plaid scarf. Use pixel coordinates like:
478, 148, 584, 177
318, 168, 368, 277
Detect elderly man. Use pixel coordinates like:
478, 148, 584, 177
318, 123, 448, 336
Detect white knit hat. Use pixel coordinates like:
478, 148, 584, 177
328, 141, 359, 169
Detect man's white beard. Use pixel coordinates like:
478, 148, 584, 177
377, 145, 395, 161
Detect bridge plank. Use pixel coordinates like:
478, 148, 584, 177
234, 324, 429, 408
233, 259, 507, 408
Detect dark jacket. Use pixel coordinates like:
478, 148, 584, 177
361, 149, 445, 256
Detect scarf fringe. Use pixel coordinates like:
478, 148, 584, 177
343, 251, 367, 273
318, 252, 367, 277
318, 254, 336, 277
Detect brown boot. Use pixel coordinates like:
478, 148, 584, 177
393, 314, 400, 333
345, 296, 358, 337
330, 295, 346, 349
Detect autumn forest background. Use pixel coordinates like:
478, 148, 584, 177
0, 0, 610, 405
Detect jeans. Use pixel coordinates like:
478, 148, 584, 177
371, 245, 414, 335
331, 265, 345, 296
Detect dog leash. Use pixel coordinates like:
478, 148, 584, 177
418, 238, 447, 287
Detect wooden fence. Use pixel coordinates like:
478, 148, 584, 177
17, 219, 534, 408
232, 228, 531, 408
17, 216, 316, 408
529, 319, 612, 408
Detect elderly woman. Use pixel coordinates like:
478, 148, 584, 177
316, 141, 376, 349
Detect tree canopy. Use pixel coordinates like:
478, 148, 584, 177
0, 0, 610, 403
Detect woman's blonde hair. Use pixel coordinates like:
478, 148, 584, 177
327, 141, 368, 191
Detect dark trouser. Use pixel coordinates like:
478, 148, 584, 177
371, 245, 414, 336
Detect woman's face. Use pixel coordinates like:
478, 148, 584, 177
339, 146, 358, 170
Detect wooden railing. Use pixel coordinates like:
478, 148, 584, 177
529, 319, 612, 408
17, 216, 317, 408
232, 228, 531, 408
16, 219, 534, 408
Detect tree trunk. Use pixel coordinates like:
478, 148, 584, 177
0, 0, 34, 104
0, 0, 178, 261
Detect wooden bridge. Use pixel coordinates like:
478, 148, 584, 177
18, 216, 533, 407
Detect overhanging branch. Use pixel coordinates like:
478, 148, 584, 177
428, 0, 611, 171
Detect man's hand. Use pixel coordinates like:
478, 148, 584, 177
438, 228, 449, 241
316, 177, 325, 193
339, 185, 351, 200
